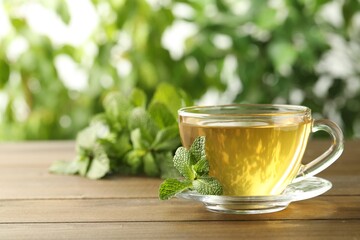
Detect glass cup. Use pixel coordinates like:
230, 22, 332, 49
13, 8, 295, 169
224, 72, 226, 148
178, 104, 344, 196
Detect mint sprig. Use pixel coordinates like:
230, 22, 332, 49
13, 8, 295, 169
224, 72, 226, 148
49, 83, 193, 179
159, 136, 223, 200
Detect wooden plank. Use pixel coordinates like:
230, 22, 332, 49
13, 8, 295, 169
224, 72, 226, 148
0, 196, 359, 223
0, 220, 359, 240
0, 174, 162, 199
0, 148, 75, 167
0, 172, 358, 200
0, 141, 359, 200
0, 141, 163, 199
0, 141, 75, 153
0, 141, 358, 239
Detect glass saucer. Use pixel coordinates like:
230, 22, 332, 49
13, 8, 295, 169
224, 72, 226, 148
176, 177, 332, 214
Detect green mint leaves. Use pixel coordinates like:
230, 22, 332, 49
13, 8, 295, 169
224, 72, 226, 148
159, 136, 223, 200
49, 83, 193, 179
158, 179, 193, 200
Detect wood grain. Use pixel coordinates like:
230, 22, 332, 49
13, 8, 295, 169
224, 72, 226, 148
0, 221, 359, 240
0, 196, 359, 223
0, 174, 162, 199
0, 140, 359, 199
0, 140, 359, 239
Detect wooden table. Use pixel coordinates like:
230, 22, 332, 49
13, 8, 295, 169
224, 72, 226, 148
0, 140, 359, 239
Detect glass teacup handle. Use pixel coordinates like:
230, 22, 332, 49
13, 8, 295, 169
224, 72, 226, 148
295, 119, 344, 182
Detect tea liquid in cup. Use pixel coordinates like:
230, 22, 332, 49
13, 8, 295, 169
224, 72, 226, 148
178, 104, 343, 196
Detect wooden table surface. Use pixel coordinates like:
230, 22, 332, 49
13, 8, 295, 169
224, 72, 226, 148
0, 140, 359, 239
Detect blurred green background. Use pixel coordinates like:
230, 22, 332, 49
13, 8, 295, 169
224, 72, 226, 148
0, 0, 359, 140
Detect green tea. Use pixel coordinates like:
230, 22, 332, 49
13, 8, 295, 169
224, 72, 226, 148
179, 120, 312, 196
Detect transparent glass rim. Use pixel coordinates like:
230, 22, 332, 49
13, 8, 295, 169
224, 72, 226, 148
178, 104, 311, 119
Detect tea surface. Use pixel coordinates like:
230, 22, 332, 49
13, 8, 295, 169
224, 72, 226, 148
179, 120, 312, 196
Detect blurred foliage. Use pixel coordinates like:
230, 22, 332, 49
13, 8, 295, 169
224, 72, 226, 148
50, 83, 192, 179
0, 0, 359, 140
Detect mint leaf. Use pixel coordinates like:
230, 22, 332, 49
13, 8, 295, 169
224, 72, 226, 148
49, 160, 79, 175
151, 126, 180, 151
76, 155, 91, 177
128, 107, 158, 143
148, 102, 176, 128
193, 177, 223, 195
158, 136, 223, 200
104, 133, 132, 158
143, 152, 159, 177
103, 91, 133, 127
76, 126, 97, 151
173, 136, 208, 178
130, 88, 147, 108
193, 157, 209, 176
150, 83, 188, 118
159, 178, 193, 200
86, 145, 110, 179
50, 155, 91, 177
189, 136, 206, 164
130, 128, 149, 150
173, 147, 195, 180
124, 149, 146, 174
156, 152, 181, 179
